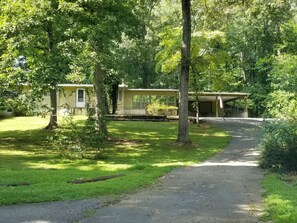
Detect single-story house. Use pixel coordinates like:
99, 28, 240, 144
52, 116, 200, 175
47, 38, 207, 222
22, 84, 249, 117
23, 84, 96, 115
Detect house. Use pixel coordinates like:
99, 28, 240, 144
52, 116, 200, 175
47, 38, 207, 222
23, 84, 250, 118
117, 84, 179, 115
23, 84, 95, 115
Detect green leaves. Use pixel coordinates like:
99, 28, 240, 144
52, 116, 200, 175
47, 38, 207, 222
266, 54, 297, 120
260, 121, 297, 172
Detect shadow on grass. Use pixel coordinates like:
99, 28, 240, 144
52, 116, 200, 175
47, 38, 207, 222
0, 120, 229, 205
0, 121, 230, 169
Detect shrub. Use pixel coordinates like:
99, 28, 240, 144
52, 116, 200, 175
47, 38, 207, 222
48, 116, 105, 159
147, 102, 177, 116
4, 95, 36, 116
259, 121, 297, 172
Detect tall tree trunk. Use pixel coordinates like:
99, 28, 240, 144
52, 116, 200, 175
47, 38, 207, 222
142, 61, 149, 88
44, 21, 58, 130
94, 62, 108, 137
111, 81, 119, 114
45, 87, 58, 130
239, 52, 246, 83
177, 0, 191, 144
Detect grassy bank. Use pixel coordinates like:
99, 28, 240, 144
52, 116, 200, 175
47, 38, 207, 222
262, 174, 297, 223
0, 116, 229, 205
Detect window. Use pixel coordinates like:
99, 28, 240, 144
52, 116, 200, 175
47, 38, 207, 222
151, 96, 176, 106
132, 95, 176, 109
132, 95, 150, 109
77, 90, 84, 102
76, 89, 85, 107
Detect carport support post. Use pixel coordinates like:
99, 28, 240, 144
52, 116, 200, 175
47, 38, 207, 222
215, 96, 219, 117
195, 95, 199, 126
244, 96, 248, 117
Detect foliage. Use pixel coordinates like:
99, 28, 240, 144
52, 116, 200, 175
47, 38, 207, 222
4, 96, 32, 116
226, 0, 293, 116
191, 31, 232, 92
0, 116, 229, 205
266, 54, 297, 120
259, 121, 297, 172
65, 0, 142, 136
114, 0, 160, 88
147, 102, 177, 116
0, 89, 42, 116
281, 19, 297, 54
48, 116, 105, 159
266, 91, 297, 120
0, 0, 78, 128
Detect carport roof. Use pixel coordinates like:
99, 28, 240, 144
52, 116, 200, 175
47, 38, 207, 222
189, 92, 250, 102
122, 88, 249, 102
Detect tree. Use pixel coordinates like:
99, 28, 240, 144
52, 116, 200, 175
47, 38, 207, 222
112, 0, 162, 89
0, 0, 73, 129
66, 0, 141, 137
266, 53, 297, 120
177, 0, 191, 144
226, 0, 293, 116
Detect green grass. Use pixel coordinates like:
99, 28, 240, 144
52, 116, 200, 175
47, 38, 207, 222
0, 116, 229, 205
262, 174, 297, 223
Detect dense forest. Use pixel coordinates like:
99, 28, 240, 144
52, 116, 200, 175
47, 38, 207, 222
0, 0, 296, 123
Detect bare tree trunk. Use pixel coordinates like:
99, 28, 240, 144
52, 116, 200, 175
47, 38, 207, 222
111, 81, 119, 114
45, 87, 58, 130
177, 0, 191, 144
94, 62, 108, 137
44, 21, 59, 130
239, 52, 246, 83
142, 61, 149, 88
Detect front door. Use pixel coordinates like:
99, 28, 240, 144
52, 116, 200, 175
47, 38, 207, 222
76, 89, 85, 108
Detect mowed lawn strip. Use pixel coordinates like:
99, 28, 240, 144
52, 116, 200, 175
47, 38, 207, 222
0, 116, 229, 205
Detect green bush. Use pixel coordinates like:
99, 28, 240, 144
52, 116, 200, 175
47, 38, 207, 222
48, 117, 105, 159
259, 121, 297, 172
4, 96, 35, 116
147, 102, 177, 116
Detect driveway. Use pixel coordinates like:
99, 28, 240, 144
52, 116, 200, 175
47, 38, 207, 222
0, 118, 264, 223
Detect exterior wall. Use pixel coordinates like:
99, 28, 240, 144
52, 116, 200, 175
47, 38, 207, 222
22, 85, 248, 117
23, 85, 95, 116
117, 93, 124, 114
117, 89, 178, 115
56, 86, 95, 115
58, 87, 76, 108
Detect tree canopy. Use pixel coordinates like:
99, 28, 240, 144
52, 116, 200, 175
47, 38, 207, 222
1, 0, 296, 133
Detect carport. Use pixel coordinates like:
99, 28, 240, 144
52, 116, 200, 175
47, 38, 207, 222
188, 92, 250, 118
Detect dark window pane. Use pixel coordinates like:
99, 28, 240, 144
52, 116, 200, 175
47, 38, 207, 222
78, 90, 84, 102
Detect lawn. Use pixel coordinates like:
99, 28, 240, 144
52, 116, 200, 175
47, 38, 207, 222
0, 116, 229, 205
262, 174, 297, 223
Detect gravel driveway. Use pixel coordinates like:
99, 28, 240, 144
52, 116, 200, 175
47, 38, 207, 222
0, 118, 264, 223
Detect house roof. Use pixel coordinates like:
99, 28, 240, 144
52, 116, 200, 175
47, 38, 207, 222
58, 84, 94, 88
126, 88, 179, 92
24, 83, 249, 102
123, 88, 249, 102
